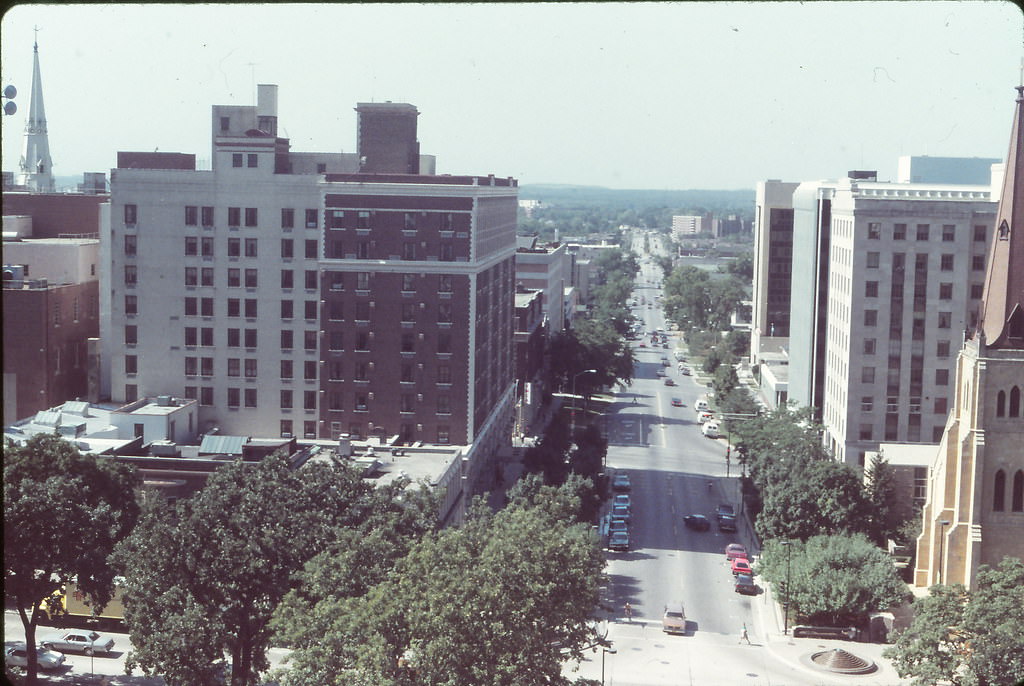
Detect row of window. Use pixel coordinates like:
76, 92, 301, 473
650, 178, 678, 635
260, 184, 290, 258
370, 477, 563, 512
124, 205, 321, 230
865, 251, 982, 271
322, 239, 458, 261
993, 469, 1024, 512
859, 395, 949, 413
183, 357, 259, 378
320, 391, 453, 414
866, 222, 987, 243
858, 423, 947, 443
859, 366, 951, 386
863, 309, 955, 329
323, 360, 453, 383
995, 387, 1023, 418
860, 280, 983, 300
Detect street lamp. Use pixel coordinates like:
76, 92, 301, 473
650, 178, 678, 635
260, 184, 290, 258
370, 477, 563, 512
937, 519, 951, 585
601, 646, 617, 685
571, 369, 598, 438
781, 540, 792, 635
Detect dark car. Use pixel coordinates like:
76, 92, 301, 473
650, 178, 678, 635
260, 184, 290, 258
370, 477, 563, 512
718, 515, 737, 532
609, 531, 630, 552
683, 514, 710, 531
612, 473, 631, 492
735, 574, 757, 595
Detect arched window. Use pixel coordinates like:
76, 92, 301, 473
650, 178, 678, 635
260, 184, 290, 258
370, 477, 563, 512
1010, 387, 1022, 418
997, 390, 1006, 417
993, 469, 1006, 511
1013, 471, 1024, 513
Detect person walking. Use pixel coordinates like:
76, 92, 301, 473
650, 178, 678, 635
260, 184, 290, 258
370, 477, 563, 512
739, 624, 750, 644
624, 602, 633, 622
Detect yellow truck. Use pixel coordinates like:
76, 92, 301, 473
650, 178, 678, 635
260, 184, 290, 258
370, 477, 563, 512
39, 580, 126, 630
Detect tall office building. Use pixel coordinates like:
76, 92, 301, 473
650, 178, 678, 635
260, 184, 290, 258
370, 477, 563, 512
758, 167, 999, 465
105, 86, 517, 464
750, 180, 798, 364
914, 86, 1024, 589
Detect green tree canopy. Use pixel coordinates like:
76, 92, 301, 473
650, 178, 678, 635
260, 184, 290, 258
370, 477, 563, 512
885, 557, 1024, 686
4, 434, 139, 684
757, 535, 909, 626
756, 460, 872, 542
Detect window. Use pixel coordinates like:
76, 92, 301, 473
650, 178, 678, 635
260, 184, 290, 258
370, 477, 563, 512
201, 206, 214, 227
934, 397, 947, 414
971, 283, 984, 299
1011, 387, 1021, 417
994, 470, 1006, 511
124, 234, 137, 256
401, 303, 416, 323
232, 153, 243, 167
864, 309, 877, 326
304, 300, 317, 320
201, 236, 214, 256
865, 281, 878, 298
201, 327, 214, 346
245, 269, 258, 288
329, 331, 343, 351
437, 426, 450, 445
437, 332, 451, 354
860, 396, 873, 412
200, 387, 214, 406
185, 236, 198, 255
403, 242, 417, 260
280, 360, 294, 379
125, 294, 137, 315
280, 390, 293, 409
281, 300, 293, 319
935, 282, 953, 300
228, 268, 240, 287
220, 116, 230, 131
328, 210, 345, 229
355, 332, 369, 351
439, 274, 453, 293
866, 252, 880, 269
185, 357, 198, 376
893, 223, 906, 240
244, 299, 257, 318
245, 238, 258, 257
281, 330, 293, 349
355, 393, 368, 412
201, 268, 214, 287
245, 208, 258, 227
940, 254, 954, 271
356, 242, 370, 259
227, 358, 240, 377
281, 239, 294, 258
304, 421, 317, 438
354, 362, 368, 380
401, 364, 415, 383
305, 209, 318, 228
404, 212, 417, 230
185, 327, 197, 346
304, 360, 317, 380
200, 357, 214, 376
402, 274, 417, 292
916, 224, 929, 241
437, 395, 451, 415
244, 329, 258, 348
304, 391, 316, 410
305, 240, 318, 259
942, 224, 956, 242
245, 359, 257, 378
867, 222, 881, 239
201, 297, 214, 317
125, 355, 137, 374
244, 388, 257, 408
357, 211, 370, 229
936, 369, 949, 385
305, 270, 317, 290
938, 311, 952, 328
1013, 471, 1024, 512
125, 265, 138, 286
974, 225, 987, 242
185, 268, 199, 287
281, 208, 295, 228
438, 303, 453, 323
328, 300, 343, 320
401, 333, 415, 353
355, 301, 370, 321
228, 207, 241, 226
328, 239, 344, 258
859, 424, 873, 440
280, 420, 293, 437
330, 272, 344, 290
442, 213, 455, 230
228, 237, 240, 257
281, 270, 294, 289
304, 330, 317, 351
328, 361, 342, 380
329, 392, 342, 411
440, 243, 454, 261
227, 328, 240, 347
356, 272, 370, 290
401, 394, 415, 413
861, 367, 875, 383
972, 255, 986, 271
227, 388, 240, 408
124, 204, 137, 225
934, 340, 950, 359
863, 338, 876, 355
247, 153, 258, 168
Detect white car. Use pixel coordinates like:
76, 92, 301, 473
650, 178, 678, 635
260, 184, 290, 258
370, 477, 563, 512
702, 421, 720, 439
5, 643, 67, 670
39, 630, 115, 656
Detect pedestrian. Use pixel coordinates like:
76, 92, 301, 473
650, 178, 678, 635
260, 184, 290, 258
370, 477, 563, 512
624, 602, 633, 622
740, 624, 750, 644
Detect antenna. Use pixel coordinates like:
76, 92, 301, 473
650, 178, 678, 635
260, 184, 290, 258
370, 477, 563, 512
33, 25, 40, 48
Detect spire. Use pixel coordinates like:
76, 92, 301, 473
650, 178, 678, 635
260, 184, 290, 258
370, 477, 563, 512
977, 85, 1024, 349
18, 31, 55, 193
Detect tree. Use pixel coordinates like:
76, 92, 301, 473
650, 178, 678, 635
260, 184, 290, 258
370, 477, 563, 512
885, 558, 1024, 686
756, 460, 872, 542
863, 455, 910, 546
114, 452, 392, 686
757, 535, 909, 627
728, 404, 829, 494
274, 483, 606, 686
4, 434, 139, 684
711, 363, 739, 401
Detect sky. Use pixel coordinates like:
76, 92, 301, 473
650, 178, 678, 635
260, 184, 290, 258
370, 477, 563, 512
1, 2, 1022, 190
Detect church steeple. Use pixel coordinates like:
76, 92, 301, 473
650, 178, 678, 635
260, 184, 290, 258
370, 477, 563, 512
18, 31, 55, 193
977, 85, 1024, 349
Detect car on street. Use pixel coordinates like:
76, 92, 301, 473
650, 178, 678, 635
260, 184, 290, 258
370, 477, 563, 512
662, 606, 687, 634
39, 630, 115, 656
611, 504, 631, 522
5, 643, 67, 671
734, 574, 757, 595
638, 342, 647, 348
608, 530, 630, 551
716, 504, 735, 518
612, 473, 631, 491
701, 421, 720, 438
671, 397, 683, 407
717, 514, 737, 532
656, 368, 667, 377
697, 410, 714, 423
683, 514, 710, 531
680, 366, 691, 376
664, 378, 676, 386
725, 543, 747, 561
731, 558, 753, 576
608, 518, 628, 534
613, 494, 631, 509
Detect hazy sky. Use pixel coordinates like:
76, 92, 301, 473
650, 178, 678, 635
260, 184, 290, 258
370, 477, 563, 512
1, 2, 1021, 190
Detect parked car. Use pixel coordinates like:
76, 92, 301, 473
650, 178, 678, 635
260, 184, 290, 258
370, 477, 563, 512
608, 530, 630, 552
662, 606, 687, 634
717, 515, 738, 532
731, 558, 753, 576
612, 473, 631, 491
664, 378, 676, 386
697, 410, 714, 423
39, 630, 114, 656
656, 368, 667, 377
5, 643, 66, 671
725, 543, 747, 561
613, 494, 631, 509
716, 504, 735, 519
608, 518, 629, 534
680, 366, 691, 376
702, 421, 720, 438
683, 514, 710, 531
611, 505, 631, 522
671, 397, 683, 407
734, 574, 757, 595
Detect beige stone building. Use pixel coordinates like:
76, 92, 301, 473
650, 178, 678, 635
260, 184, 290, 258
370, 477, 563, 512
915, 86, 1024, 589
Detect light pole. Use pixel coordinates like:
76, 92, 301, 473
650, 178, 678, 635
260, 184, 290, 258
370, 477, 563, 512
937, 519, 951, 584
571, 369, 598, 438
601, 646, 617, 685
781, 540, 792, 635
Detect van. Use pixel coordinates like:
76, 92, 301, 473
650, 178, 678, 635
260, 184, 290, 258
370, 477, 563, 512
694, 399, 709, 413
702, 421, 720, 439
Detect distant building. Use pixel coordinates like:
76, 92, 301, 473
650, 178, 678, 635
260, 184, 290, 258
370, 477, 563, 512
897, 155, 1001, 185
914, 87, 1024, 590
671, 214, 704, 239
515, 236, 569, 331
513, 287, 548, 436
751, 180, 799, 365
